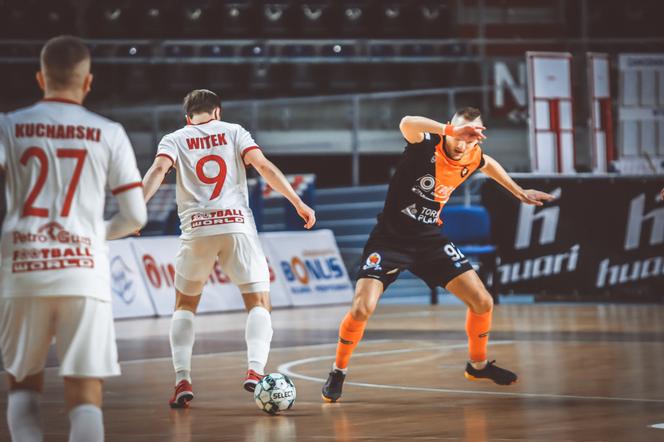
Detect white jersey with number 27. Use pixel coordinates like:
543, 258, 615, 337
0, 99, 143, 301
156, 119, 260, 239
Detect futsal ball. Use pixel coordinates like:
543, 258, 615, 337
254, 373, 296, 415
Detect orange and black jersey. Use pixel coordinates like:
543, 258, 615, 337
375, 132, 485, 240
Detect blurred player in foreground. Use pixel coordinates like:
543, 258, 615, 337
0, 36, 147, 441
141, 89, 315, 408
322, 107, 555, 402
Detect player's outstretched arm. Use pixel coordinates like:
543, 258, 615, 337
106, 188, 147, 240
142, 156, 173, 204
244, 149, 316, 229
399, 115, 487, 144
480, 154, 556, 206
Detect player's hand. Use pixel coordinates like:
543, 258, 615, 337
295, 202, 316, 229
660, 187, 664, 201
519, 189, 556, 206
452, 123, 487, 143
132, 229, 141, 237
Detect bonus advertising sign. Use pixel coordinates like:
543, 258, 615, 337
261, 230, 354, 306
481, 177, 664, 297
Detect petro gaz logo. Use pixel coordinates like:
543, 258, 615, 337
280, 249, 350, 295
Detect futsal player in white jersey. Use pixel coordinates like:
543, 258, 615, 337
142, 89, 316, 408
0, 36, 147, 441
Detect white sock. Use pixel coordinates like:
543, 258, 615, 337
332, 363, 347, 374
170, 309, 195, 385
470, 360, 488, 370
245, 306, 273, 375
68, 404, 103, 442
7, 390, 42, 442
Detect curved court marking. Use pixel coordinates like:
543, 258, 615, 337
278, 341, 664, 404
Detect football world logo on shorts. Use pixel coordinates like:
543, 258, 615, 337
363, 252, 382, 271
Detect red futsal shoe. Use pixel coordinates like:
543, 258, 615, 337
243, 369, 265, 392
169, 380, 194, 408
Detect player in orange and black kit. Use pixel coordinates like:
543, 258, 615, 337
322, 107, 555, 402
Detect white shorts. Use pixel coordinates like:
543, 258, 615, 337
0, 297, 121, 382
175, 232, 271, 295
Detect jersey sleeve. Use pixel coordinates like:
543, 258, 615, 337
156, 133, 177, 165
405, 132, 438, 151
107, 123, 143, 195
236, 126, 261, 160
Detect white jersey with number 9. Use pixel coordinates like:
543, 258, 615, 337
156, 119, 260, 239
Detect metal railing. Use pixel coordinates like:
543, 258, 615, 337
100, 86, 492, 185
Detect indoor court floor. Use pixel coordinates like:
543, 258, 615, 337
1, 302, 664, 441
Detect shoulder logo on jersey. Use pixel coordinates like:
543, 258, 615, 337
461, 166, 469, 178
363, 252, 382, 270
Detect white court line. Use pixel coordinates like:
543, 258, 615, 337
650, 423, 664, 429
118, 339, 395, 366
278, 341, 664, 404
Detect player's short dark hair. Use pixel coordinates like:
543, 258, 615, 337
40, 35, 91, 90
455, 107, 482, 121
452, 107, 483, 125
183, 89, 221, 117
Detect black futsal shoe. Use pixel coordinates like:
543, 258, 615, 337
464, 360, 518, 385
322, 369, 346, 402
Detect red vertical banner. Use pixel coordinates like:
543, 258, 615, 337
548, 99, 562, 172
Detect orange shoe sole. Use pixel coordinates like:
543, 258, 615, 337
322, 394, 340, 403
464, 371, 517, 385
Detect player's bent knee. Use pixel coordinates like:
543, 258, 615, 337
175, 273, 205, 298
351, 297, 376, 321
472, 293, 494, 314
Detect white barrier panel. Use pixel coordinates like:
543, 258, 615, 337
526, 51, 575, 173
617, 54, 664, 167
105, 230, 351, 318
108, 239, 156, 319
130, 236, 239, 316
261, 230, 354, 306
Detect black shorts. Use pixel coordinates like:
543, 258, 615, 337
357, 230, 473, 290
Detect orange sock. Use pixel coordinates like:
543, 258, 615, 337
466, 308, 492, 362
334, 312, 367, 370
